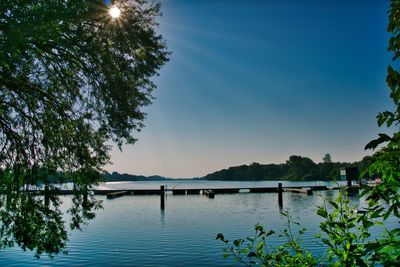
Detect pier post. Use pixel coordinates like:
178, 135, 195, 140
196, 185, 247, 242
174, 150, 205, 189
160, 185, 165, 210
278, 183, 283, 208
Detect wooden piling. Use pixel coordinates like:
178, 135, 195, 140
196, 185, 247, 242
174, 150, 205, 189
204, 190, 215, 198
278, 183, 283, 208
160, 185, 165, 210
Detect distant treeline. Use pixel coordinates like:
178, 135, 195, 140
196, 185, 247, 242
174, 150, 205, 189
103, 172, 172, 182
201, 155, 373, 181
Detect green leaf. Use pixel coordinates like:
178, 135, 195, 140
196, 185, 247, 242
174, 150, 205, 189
247, 252, 257, 258
322, 238, 333, 248
365, 134, 392, 150
266, 230, 275, 237
233, 239, 241, 247
317, 207, 328, 218
328, 200, 339, 210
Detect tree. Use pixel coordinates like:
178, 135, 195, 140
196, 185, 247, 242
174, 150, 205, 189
319, 153, 338, 181
0, 0, 168, 257
323, 153, 332, 163
0, 0, 168, 185
286, 155, 318, 180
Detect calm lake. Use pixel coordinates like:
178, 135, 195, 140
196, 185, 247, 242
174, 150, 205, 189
0, 180, 396, 266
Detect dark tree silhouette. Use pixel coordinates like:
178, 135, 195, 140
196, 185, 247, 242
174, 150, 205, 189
0, 0, 168, 183
0, 0, 168, 257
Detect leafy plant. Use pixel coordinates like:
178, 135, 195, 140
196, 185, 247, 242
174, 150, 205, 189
316, 191, 383, 267
217, 211, 319, 267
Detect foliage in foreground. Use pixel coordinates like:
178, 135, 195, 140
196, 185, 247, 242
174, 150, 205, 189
217, 211, 319, 266
217, 191, 394, 267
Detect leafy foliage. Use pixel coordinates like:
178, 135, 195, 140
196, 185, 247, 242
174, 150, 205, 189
365, 0, 400, 152
323, 154, 332, 164
218, 190, 395, 266
0, 0, 168, 257
360, 0, 400, 265
0, 0, 168, 182
316, 192, 384, 266
217, 211, 319, 267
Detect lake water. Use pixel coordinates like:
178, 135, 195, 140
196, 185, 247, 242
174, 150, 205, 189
0, 180, 396, 266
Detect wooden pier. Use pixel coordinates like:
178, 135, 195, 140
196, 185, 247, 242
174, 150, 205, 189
107, 191, 128, 199
27, 185, 358, 197
212, 188, 240, 194
186, 189, 201, 195
172, 189, 186, 195
249, 187, 278, 193
19, 184, 363, 210
284, 187, 313, 195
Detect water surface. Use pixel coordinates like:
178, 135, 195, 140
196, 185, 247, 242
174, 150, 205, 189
0, 180, 395, 266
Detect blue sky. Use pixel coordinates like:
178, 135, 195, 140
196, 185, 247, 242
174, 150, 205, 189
105, 0, 392, 178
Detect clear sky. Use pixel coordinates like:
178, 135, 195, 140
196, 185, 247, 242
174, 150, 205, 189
105, 0, 392, 178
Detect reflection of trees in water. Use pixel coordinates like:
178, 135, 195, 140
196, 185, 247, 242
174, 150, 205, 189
68, 185, 102, 231
0, 182, 102, 258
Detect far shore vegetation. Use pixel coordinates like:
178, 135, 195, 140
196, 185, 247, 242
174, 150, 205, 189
201, 154, 371, 182
104, 153, 372, 182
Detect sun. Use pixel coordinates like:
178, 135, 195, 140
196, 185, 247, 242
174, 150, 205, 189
109, 5, 121, 19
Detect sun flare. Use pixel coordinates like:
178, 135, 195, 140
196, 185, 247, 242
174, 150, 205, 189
109, 5, 121, 19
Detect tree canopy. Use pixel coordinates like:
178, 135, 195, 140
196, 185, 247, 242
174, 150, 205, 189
322, 153, 332, 163
0, 0, 168, 184
0, 0, 168, 257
